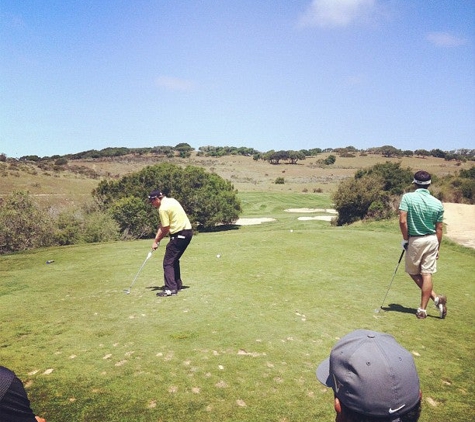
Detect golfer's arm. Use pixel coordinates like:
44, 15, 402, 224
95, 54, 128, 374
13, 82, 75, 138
399, 211, 409, 240
154, 226, 170, 243
436, 222, 443, 249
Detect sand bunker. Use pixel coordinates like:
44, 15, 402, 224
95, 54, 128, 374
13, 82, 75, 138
298, 216, 334, 222
443, 203, 475, 249
288, 208, 337, 222
235, 208, 337, 225
285, 208, 337, 214
235, 218, 277, 226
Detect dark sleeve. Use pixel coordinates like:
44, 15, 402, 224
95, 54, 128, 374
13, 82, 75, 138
0, 368, 38, 422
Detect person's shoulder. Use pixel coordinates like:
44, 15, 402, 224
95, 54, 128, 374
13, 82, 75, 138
0, 365, 15, 379
401, 191, 415, 200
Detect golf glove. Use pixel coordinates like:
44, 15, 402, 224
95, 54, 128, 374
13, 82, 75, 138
401, 240, 408, 250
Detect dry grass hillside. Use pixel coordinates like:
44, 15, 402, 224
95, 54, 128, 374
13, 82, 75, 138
1, 151, 474, 249
0, 152, 471, 210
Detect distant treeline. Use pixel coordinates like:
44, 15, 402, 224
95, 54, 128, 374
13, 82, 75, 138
1, 144, 474, 165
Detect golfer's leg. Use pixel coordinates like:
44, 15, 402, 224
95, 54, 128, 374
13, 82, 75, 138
410, 274, 437, 302
163, 243, 181, 292
174, 235, 192, 290
420, 274, 433, 310
410, 274, 423, 289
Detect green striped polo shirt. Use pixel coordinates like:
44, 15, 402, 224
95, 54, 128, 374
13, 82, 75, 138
399, 189, 444, 236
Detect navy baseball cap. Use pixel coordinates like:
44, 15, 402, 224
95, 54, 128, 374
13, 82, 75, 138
148, 189, 163, 200
316, 330, 420, 419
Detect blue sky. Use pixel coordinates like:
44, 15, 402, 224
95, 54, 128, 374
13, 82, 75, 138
1, 0, 474, 158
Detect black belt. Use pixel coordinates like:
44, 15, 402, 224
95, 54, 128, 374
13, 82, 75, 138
170, 229, 192, 239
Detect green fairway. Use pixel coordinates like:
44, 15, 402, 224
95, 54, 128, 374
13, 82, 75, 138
1, 192, 474, 421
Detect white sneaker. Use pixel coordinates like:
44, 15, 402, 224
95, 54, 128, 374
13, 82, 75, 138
416, 308, 427, 319
434, 295, 447, 319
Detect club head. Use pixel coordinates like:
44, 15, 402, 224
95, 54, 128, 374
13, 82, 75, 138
123, 289, 131, 294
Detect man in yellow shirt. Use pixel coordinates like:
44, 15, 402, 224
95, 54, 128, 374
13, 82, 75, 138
149, 189, 193, 297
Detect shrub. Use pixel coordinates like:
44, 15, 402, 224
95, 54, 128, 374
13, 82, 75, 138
333, 176, 383, 225
93, 163, 241, 234
460, 180, 475, 203
82, 211, 120, 243
275, 177, 285, 184
54, 210, 83, 245
0, 191, 55, 253
366, 194, 393, 220
110, 196, 152, 239
54, 157, 68, 166
333, 162, 413, 225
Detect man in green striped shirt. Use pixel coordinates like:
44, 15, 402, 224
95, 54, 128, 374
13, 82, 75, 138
399, 170, 447, 320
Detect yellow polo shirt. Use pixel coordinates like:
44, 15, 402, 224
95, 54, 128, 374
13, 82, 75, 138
158, 197, 192, 234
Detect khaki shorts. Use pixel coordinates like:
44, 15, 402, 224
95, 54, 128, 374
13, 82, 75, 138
405, 235, 439, 275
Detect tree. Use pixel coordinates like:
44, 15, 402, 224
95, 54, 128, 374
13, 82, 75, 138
355, 162, 413, 195
288, 150, 306, 164
264, 150, 288, 164
430, 149, 446, 159
93, 163, 241, 234
308, 148, 323, 156
414, 149, 430, 158
333, 162, 413, 225
379, 145, 402, 158
175, 143, 194, 158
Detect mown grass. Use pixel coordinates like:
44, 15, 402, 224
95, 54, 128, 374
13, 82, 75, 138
1, 192, 474, 422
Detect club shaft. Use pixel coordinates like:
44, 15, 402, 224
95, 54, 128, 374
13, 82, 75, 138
127, 252, 152, 291
379, 249, 405, 309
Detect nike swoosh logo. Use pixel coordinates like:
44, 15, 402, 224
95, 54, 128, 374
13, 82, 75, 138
389, 404, 406, 414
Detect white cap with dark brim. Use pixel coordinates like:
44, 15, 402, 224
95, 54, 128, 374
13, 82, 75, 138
413, 178, 431, 185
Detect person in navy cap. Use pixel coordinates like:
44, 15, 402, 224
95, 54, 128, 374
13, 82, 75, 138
316, 330, 422, 422
0, 365, 46, 422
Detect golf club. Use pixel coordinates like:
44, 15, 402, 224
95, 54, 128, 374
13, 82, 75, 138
375, 249, 405, 313
123, 250, 153, 294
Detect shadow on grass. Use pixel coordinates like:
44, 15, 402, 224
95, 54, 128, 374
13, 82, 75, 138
197, 224, 241, 233
146, 285, 190, 291
381, 303, 446, 319
382, 303, 443, 319
382, 303, 416, 314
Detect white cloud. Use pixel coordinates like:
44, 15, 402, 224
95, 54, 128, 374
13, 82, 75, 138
299, 0, 379, 28
155, 76, 194, 92
426, 32, 468, 47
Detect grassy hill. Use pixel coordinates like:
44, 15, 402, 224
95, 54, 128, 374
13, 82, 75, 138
0, 152, 471, 210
